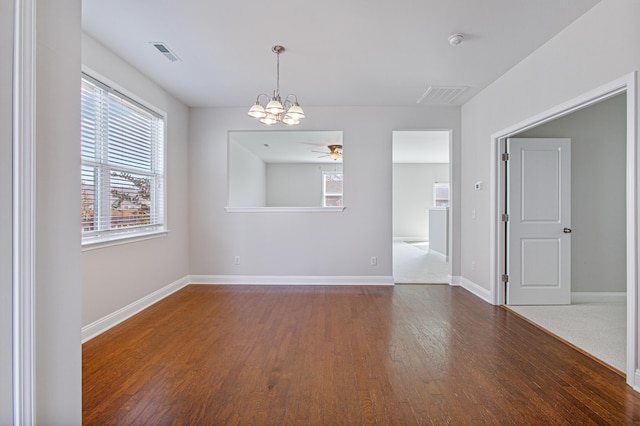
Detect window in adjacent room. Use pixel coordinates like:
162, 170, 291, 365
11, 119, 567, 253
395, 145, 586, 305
433, 182, 450, 207
80, 73, 165, 245
322, 171, 343, 207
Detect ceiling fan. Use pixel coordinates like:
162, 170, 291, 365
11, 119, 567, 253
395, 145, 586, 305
313, 144, 343, 161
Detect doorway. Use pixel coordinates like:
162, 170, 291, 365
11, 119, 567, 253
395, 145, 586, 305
504, 95, 626, 371
490, 74, 637, 384
392, 130, 451, 284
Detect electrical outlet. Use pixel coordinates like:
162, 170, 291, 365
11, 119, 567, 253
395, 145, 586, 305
471, 261, 476, 271
234, 256, 240, 265
371, 256, 377, 266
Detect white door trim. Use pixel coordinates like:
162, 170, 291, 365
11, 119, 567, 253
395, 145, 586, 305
12, 0, 36, 422
489, 72, 638, 387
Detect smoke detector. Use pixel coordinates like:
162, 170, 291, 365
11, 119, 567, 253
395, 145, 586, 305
448, 33, 464, 47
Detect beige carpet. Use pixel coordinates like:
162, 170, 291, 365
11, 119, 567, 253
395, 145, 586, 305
506, 302, 626, 372
393, 241, 449, 284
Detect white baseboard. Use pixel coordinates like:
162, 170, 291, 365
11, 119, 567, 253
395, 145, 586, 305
81, 275, 189, 343
393, 237, 428, 242
634, 370, 640, 391
449, 275, 461, 286
571, 292, 626, 304
188, 275, 395, 286
82, 274, 394, 342
459, 277, 492, 304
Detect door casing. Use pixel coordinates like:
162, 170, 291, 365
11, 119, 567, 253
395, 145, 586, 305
489, 72, 638, 387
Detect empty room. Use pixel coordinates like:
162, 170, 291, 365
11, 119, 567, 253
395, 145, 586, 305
3, 0, 640, 423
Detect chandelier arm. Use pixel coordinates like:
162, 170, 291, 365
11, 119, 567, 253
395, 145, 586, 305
284, 94, 298, 104
256, 93, 270, 104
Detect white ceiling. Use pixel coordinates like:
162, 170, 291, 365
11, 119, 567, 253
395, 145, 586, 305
230, 130, 344, 164
392, 130, 449, 164
82, 0, 600, 108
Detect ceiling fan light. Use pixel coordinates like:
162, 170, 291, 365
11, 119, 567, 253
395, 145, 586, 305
329, 151, 341, 160
247, 102, 266, 118
259, 114, 278, 125
286, 103, 305, 120
265, 98, 285, 115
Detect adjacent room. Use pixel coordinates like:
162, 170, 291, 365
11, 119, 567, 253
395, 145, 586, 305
392, 130, 451, 284
506, 93, 628, 373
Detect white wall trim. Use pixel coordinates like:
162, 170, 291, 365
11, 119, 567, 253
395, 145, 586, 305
12, 0, 36, 423
224, 206, 345, 213
449, 275, 461, 286
81, 276, 189, 342
571, 292, 627, 304
490, 72, 638, 388
188, 275, 395, 286
82, 275, 395, 342
635, 370, 640, 393
459, 277, 492, 303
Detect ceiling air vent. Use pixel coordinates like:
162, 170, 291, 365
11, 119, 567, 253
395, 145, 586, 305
151, 42, 181, 62
417, 86, 468, 105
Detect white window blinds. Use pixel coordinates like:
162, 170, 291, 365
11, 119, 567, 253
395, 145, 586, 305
81, 74, 165, 243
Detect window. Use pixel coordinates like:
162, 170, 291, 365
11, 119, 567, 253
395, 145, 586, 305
433, 182, 450, 207
322, 171, 343, 207
81, 74, 165, 245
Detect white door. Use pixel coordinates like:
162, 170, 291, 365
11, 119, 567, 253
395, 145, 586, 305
507, 138, 571, 305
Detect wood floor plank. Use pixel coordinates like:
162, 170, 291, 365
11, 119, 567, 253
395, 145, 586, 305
83, 284, 640, 424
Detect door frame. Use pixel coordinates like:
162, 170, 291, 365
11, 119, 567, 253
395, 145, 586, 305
391, 129, 453, 283
12, 0, 36, 422
489, 72, 638, 387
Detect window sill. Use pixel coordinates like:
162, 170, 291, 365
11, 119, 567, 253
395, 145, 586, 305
82, 229, 168, 251
224, 206, 346, 213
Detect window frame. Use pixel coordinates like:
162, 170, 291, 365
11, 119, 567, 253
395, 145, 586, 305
80, 70, 167, 249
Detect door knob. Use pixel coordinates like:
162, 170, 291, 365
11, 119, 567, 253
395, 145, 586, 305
563, 228, 572, 234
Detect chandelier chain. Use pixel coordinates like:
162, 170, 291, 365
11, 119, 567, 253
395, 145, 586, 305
275, 50, 280, 97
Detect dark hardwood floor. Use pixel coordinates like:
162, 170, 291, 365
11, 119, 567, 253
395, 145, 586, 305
83, 285, 640, 424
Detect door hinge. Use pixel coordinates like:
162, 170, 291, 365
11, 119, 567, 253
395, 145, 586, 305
501, 213, 509, 222
501, 152, 509, 161
501, 274, 509, 283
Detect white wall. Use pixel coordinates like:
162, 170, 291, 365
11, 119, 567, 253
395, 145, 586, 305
0, 0, 13, 420
189, 106, 460, 277
460, 0, 640, 292
35, 0, 82, 421
81, 33, 190, 326
393, 163, 449, 239
228, 142, 266, 207
518, 94, 627, 293
267, 163, 343, 207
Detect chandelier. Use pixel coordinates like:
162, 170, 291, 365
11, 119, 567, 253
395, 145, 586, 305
247, 45, 305, 126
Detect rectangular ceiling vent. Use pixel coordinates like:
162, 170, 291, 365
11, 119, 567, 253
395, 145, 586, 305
151, 42, 181, 62
417, 86, 468, 105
